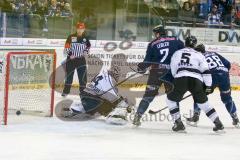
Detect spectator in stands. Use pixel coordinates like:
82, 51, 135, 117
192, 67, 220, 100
38, 0, 48, 7
206, 4, 223, 26
198, 0, 209, 18
223, 4, 236, 24
35, 1, 48, 33
0, 0, 13, 12
61, 2, 72, 17
48, 0, 58, 16
178, 1, 196, 23
35, 1, 48, 16
189, 0, 199, 15
55, 4, 62, 17
233, 6, 240, 25
9, 1, 19, 13
17, 1, 30, 13
30, 0, 38, 13
218, 0, 234, 24
58, 0, 66, 10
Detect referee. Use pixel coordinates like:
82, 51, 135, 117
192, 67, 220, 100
62, 22, 91, 97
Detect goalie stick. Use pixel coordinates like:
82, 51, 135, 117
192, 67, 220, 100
98, 69, 140, 96
98, 65, 153, 97
148, 94, 192, 114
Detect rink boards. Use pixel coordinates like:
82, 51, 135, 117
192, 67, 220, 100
0, 42, 240, 91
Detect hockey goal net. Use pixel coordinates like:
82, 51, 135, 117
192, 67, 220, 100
0, 50, 56, 125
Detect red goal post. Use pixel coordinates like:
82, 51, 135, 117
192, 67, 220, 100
0, 50, 56, 125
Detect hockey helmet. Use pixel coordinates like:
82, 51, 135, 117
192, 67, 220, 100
152, 24, 166, 36
195, 44, 206, 53
185, 35, 197, 48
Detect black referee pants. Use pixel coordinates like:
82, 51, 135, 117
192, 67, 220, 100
63, 57, 87, 95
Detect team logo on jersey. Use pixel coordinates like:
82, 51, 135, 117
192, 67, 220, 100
83, 38, 86, 42
71, 37, 77, 42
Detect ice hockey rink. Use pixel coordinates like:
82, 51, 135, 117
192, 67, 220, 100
0, 90, 239, 160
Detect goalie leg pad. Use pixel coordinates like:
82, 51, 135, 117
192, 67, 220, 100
70, 100, 86, 113
105, 100, 129, 125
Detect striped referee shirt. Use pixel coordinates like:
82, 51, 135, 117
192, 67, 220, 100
64, 33, 91, 57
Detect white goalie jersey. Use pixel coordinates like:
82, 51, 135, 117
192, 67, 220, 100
170, 47, 212, 87
74, 69, 130, 125
84, 69, 120, 103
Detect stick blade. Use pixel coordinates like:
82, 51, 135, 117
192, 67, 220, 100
148, 110, 158, 114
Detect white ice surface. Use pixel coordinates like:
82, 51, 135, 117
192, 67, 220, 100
0, 91, 240, 160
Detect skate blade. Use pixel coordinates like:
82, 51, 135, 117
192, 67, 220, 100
63, 113, 78, 118
214, 130, 226, 134
106, 117, 128, 125
186, 121, 198, 127
132, 123, 141, 128
173, 130, 187, 133
233, 124, 240, 129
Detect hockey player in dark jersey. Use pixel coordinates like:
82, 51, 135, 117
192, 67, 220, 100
186, 44, 240, 128
132, 24, 184, 126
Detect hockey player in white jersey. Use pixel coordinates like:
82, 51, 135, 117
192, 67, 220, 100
64, 64, 132, 125
166, 36, 224, 132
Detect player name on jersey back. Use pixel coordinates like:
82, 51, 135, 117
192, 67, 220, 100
156, 42, 169, 49
171, 48, 210, 84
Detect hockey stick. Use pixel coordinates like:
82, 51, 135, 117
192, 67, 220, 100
98, 71, 139, 96
98, 66, 149, 96
148, 94, 192, 114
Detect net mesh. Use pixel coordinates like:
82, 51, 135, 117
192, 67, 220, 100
0, 51, 55, 125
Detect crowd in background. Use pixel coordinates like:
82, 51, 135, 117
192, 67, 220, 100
178, 0, 240, 26
0, 0, 239, 39
0, 0, 73, 37
0, 0, 72, 17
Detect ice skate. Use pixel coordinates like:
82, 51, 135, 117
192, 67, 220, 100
213, 118, 225, 133
185, 112, 199, 127
172, 118, 186, 133
232, 113, 240, 128
132, 113, 142, 127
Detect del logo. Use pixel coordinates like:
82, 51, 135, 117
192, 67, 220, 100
219, 31, 240, 43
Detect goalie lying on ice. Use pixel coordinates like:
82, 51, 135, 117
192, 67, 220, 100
63, 65, 133, 125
